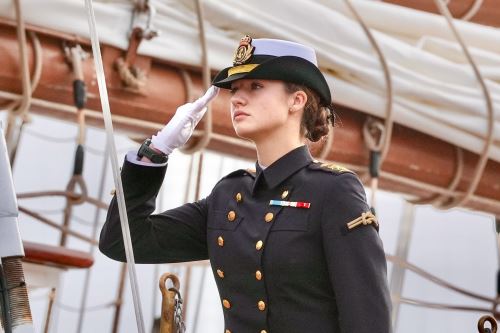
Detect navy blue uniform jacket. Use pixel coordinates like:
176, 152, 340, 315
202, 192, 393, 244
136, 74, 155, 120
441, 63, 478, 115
99, 145, 392, 333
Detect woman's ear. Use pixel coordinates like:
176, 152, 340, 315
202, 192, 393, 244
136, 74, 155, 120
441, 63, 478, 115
289, 90, 307, 113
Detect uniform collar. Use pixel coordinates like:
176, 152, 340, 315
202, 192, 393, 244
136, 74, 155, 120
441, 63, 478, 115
253, 145, 313, 193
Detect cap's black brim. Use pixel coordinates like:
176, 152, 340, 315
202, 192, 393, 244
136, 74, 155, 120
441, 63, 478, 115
212, 56, 331, 105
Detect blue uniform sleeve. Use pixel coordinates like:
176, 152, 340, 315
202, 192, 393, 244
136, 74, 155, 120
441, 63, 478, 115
99, 158, 208, 263
321, 172, 392, 333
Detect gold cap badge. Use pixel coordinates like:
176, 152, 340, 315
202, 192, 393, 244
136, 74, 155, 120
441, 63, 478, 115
233, 35, 255, 66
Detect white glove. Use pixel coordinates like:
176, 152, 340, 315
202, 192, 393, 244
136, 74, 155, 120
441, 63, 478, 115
151, 86, 219, 154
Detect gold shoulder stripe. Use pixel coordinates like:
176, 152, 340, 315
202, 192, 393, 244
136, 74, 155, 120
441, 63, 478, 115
246, 168, 256, 175
320, 163, 352, 173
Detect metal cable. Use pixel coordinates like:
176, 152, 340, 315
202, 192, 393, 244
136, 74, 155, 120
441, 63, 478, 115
83, 1, 145, 331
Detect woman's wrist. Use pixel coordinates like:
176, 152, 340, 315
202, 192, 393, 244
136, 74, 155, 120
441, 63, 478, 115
138, 142, 167, 163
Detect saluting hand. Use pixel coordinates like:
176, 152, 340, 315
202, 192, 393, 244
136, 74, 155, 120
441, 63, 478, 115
151, 86, 219, 154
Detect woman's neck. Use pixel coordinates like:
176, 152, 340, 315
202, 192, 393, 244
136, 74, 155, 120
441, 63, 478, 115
254, 134, 304, 167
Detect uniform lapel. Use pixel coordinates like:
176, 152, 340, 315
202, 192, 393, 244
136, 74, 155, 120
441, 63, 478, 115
251, 145, 313, 196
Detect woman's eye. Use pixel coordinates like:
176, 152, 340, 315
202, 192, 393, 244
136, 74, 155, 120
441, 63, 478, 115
229, 87, 238, 95
251, 82, 263, 90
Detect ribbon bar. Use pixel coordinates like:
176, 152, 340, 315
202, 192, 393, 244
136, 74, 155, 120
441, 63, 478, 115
269, 200, 311, 209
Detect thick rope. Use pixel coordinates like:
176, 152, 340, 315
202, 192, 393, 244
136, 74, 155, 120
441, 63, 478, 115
343, 0, 394, 164
4, 31, 43, 112
115, 57, 147, 90
179, 69, 195, 104
5, 2, 42, 166
179, 0, 213, 154
10, 0, 32, 117
84, 1, 146, 332
343, 0, 394, 212
460, 0, 484, 21
433, 0, 495, 209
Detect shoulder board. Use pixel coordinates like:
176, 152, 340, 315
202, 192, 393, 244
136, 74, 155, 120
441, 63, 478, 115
216, 168, 255, 183
308, 162, 354, 175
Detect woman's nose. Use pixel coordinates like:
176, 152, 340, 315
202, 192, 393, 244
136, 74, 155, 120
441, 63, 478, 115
230, 91, 247, 107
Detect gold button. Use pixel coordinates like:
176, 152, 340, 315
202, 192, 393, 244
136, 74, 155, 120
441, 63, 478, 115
223, 299, 231, 309
258, 300, 266, 311
110, 189, 116, 195
256, 240, 263, 250
227, 210, 236, 222
281, 190, 289, 199
255, 270, 263, 280
235, 192, 242, 202
225, 330, 231, 333
218, 236, 224, 247
217, 269, 225, 278
264, 212, 274, 223
261, 331, 267, 333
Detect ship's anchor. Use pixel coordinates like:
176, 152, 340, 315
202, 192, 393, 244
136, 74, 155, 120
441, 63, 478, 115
159, 273, 186, 333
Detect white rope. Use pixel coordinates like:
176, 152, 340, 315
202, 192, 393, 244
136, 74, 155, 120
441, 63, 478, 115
433, 0, 495, 209
83, 1, 146, 332
460, 0, 484, 21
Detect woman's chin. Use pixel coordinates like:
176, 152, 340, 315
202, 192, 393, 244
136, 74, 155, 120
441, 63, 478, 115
233, 125, 258, 141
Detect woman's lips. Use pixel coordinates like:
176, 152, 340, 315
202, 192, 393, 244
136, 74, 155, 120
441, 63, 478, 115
233, 111, 249, 120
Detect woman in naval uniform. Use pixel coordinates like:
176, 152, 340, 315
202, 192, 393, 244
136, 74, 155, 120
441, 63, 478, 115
100, 36, 392, 333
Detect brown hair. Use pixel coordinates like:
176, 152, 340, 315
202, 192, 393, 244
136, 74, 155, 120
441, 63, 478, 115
284, 83, 336, 142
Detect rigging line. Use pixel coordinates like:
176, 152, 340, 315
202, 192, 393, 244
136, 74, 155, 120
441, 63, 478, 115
179, 0, 212, 154
60, 47, 89, 247
10, 0, 32, 117
342, 0, 394, 163
386, 254, 495, 303
16, 190, 108, 210
399, 297, 492, 313
55, 301, 114, 313
6, 1, 42, 167
433, 0, 495, 209
342, 0, 394, 212
4, 31, 43, 112
179, 69, 195, 103
83, 1, 146, 332
77, 144, 109, 333
18, 205, 98, 245
460, 0, 484, 21
23, 128, 77, 143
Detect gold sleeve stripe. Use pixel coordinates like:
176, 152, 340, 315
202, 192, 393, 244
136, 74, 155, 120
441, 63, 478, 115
228, 64, 259, 76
